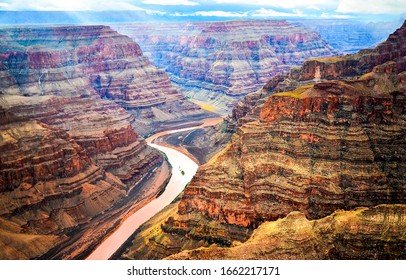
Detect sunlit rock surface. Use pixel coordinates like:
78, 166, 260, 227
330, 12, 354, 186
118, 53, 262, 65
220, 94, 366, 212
119, 21, 406, 260
114, 20, 339, 113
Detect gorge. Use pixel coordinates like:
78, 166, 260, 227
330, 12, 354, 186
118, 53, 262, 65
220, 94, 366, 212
0, 17, 405, 261
0, 25, 213, 259
115, 20, 339, 113
118, 20, 406, 260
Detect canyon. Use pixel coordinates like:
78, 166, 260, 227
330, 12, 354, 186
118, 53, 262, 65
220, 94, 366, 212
119, 20, 406, 260
115, 20, 339, 113
0, 18, 405, 261
296, 19, 402, 54
0, 25, 213, 259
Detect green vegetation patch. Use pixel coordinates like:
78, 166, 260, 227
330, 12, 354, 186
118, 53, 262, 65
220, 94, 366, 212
273, 84, 314, 99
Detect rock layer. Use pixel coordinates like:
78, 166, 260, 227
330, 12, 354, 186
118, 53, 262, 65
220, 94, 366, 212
1, 95, 163, 189
290, 20, 406, 82
294, 19, 400, 54
0, 109, 128, 258
0, 25, 192, 259
0, 25, 213, 136
114, 20, 338, 112
167, 205, 406, 260
120, 21, 406, 260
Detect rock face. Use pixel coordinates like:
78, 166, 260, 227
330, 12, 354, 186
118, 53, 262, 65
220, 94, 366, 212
0, 108, 128, 258
0, 25, 213, 136
114, 20, 338, 112
120, 21, 406, 260
289, 21, 406, 82
167, 205, 406, 260
0, 25, 197, 259
1, 96, 163, 189
294, 19, 400, 54
230, 20, 406, 129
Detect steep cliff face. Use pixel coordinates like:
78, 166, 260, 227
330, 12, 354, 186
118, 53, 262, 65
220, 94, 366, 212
0, 25, 213, 136
114, 20, 338, 112
1, 95, 163, 189
0, 109, 128, 258
294, 19, 399, 54
0, 25, 189, 259
178, 76, 406, 228
231, 20, 406, 127
290, 20, 406, 82
167, 205, 406, 260
120, 21, 406, 260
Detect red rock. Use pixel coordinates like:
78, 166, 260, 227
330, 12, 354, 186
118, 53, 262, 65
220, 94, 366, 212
0, 25, 214, 136
118, 20, 406, 260
114, 20, 339, 112
0, 25, 183, 259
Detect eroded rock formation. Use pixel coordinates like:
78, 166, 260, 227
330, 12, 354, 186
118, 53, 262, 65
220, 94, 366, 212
166, 204, 406, 260
0, 25, 213, 136
0, 108, 128, 258
294, 19, 400, 54
119, 21, 406, 260
0, 25, 192, 259
114, 20, 338, 112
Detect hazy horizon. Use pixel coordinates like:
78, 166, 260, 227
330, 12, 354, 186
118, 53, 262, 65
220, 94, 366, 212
0, 0, 405, 24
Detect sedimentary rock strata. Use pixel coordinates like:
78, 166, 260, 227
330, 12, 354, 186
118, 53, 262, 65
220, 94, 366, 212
114, 20, 338, 112
0, 25, 213, 136
120, 21, 406, 260
230, 20, 406, 128
0, 108, 128, 258
291, 20, 406, 82
177, 77, 406, 227
167, 204, 406, 260
294, 19, 399, 54
0, 25, 192, 259
1, 95, 163, 189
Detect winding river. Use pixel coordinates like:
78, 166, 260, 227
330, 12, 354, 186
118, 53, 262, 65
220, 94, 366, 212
86, 118, 223, 260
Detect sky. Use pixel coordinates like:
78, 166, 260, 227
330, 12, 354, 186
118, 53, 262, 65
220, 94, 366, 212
0, 0, 405, 22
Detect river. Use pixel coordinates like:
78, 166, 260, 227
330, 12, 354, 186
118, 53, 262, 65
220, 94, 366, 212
86, 118, 223, 260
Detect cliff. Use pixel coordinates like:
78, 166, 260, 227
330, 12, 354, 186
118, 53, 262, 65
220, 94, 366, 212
294, 19, 400, 54
230, 20, 406, 128
1, 95, 163, 190
0, 25, 214, 136
120, 21, 406, 260
167, 205, 406, 260
0, 25, 187, 259
0, 108, 128, 259
289, 20, 406, 82
114, 20, 338, 113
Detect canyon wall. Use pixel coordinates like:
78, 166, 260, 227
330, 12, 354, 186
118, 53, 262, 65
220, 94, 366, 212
120, 21, 406, 260
294, 19, 402, 54
167, 205, 406, 260
114, 20, 338, 113
0, 25, 203, 259
0, 25, 213, 136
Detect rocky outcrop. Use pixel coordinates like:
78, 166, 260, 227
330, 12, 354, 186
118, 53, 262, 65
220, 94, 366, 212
230, 20, 406, 128
0, 25, 192, 259
119, 21, 406, 260
289, 20, 406, 82
177, 77, 406, 228
0, 25, 214, 136
0, 109, 128, 258
1, 95, 163, 189
294, 19, 399, 54
167, 204, 406, 260
114, 20, 338, 112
